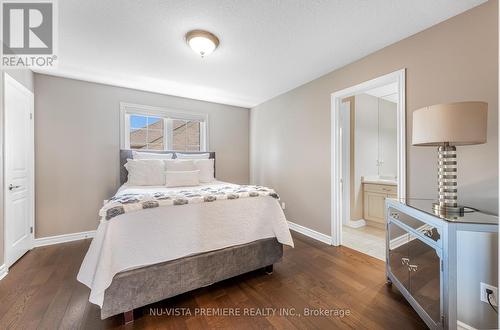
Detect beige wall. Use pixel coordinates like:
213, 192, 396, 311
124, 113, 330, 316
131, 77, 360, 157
250, 0, 498, 235
34, 74, 249, 238
0, 69, 34, 266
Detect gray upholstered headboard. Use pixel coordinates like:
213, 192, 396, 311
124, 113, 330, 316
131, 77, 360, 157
120, 150, 216, 185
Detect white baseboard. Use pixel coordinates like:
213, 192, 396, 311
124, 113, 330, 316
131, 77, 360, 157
457, 320, 477, 330
0, 264, 8, 281
287, 221, 332, 245
34, 230, 96, 247
346, 219, 366, 228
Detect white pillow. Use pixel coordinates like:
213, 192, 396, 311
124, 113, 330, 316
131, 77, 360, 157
165, 159, 196, 171
192, 159, 215, 183
165, 170, 200, 187
133, 151, 173, 160
124, 159, 165, 186
175, 152, 210, 159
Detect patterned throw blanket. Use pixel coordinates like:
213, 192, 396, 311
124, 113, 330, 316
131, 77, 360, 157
100, 185, 279, 221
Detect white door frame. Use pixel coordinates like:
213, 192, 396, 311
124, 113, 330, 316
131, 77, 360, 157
330, 69, 406, 246
3, 72, 35, 269
340, 99, 351, 227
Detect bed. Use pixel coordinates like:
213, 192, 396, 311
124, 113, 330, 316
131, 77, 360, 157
77, 150, 294, 322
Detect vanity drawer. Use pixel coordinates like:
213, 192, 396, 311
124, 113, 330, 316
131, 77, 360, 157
363, 183, 397, 195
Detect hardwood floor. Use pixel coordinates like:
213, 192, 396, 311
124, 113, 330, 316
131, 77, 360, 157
0, 232, 427, 329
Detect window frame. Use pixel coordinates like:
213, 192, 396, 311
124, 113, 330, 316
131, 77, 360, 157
120, 102, 209, 152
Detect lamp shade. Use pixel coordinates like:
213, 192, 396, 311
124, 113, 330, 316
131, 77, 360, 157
412, 101, 487, 146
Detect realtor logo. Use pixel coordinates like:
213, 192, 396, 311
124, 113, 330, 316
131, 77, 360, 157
1, 0, 57, 68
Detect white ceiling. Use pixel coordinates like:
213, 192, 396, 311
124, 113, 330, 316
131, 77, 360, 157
36, 0, 486, 108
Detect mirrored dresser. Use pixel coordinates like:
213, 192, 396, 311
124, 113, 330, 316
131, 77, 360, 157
385, 198, 498, 329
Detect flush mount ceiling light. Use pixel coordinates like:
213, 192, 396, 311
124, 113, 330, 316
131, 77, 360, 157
186, 30, 219, 57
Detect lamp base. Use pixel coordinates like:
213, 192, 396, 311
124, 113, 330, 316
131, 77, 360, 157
432, 203, 464, 215
436, 144, 462, 216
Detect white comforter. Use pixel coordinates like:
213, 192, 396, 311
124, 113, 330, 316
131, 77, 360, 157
77, 181, 294, 307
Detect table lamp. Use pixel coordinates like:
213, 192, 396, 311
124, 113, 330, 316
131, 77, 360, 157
412, 101, 488, 214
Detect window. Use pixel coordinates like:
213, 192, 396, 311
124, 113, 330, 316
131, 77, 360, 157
130, 115, 164, 150
120, 103, 208, 152
172, 119, 201, 151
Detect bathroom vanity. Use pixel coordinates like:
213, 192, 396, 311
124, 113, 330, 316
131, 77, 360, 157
385, 198, 498, 329
363, 178, 397, 224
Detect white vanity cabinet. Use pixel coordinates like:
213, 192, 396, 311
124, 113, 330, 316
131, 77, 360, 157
363, 183, 396, 223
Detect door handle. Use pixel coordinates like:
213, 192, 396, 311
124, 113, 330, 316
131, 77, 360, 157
8, 184, 21, 191
401, 257, 410, 265
408, 264, 418, 272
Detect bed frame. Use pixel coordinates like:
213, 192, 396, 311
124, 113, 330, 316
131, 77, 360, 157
101, 150, 283, 322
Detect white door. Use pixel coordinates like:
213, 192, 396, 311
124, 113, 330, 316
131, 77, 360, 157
4, 73, 34, 268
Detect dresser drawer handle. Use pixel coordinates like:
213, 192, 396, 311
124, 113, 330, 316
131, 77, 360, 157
423, 229, 433, 238
391, 213, 400, 219
401, 257, 409, 265
409, 264, 418, 272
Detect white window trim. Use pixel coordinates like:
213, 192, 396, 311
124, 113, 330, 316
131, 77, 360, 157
119, 102, 209, 151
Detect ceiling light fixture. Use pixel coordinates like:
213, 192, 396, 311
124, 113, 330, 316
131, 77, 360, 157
186, 30, 219, 57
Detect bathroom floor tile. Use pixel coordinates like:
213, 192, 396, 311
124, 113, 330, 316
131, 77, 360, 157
342, 224, 386, 260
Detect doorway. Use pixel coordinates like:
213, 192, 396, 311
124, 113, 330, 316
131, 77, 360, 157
3, 73, 35, 268
331, 69, 406, 259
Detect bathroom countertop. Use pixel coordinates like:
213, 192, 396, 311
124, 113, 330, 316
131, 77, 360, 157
362, 178, 397, 186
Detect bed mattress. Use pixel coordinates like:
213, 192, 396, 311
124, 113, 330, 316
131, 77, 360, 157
77, 181, 294, 308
